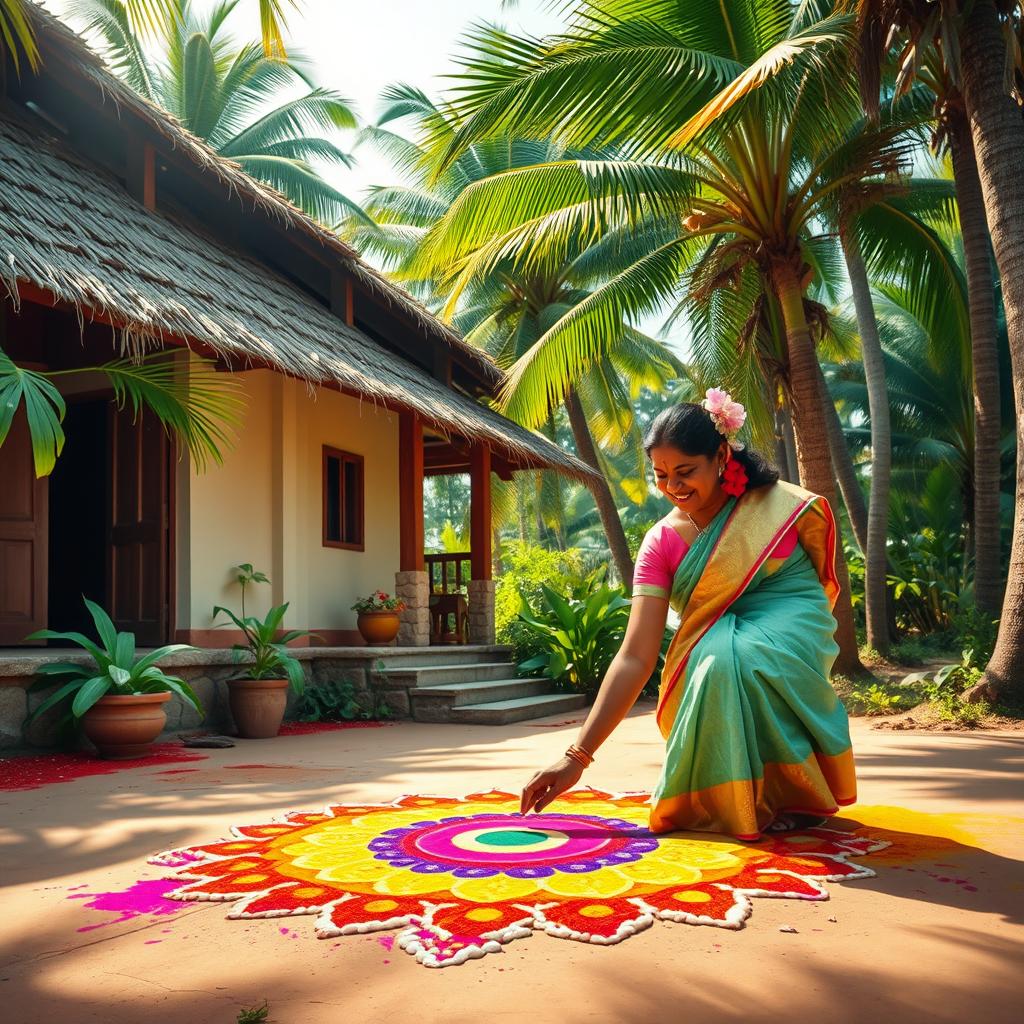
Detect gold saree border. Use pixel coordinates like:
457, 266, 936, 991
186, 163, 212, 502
655, 481, 839, 739
649, 750, 858, 840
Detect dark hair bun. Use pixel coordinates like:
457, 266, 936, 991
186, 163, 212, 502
643, 402, 779, 490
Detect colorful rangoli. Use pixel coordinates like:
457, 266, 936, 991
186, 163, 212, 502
151, 789, 886, 968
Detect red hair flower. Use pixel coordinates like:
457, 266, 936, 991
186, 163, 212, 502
721, 456, 748, 497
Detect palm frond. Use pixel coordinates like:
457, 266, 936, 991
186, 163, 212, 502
233, 154, 370, 224
66, 0, 157, 97
497, 235, 695, 426
0, 349, 66, 477
102, 354, 244, 471
220, 89, 358, 157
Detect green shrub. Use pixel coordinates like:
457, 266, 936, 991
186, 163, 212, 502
515, 582, 670, 697
846, 681, 909, 716
888, 638, 929, 665
293, 678, 391, 722
495, 542, 589, 660
901, 648, 990, 726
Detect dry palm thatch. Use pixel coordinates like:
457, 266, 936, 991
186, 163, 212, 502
0, 110, 596, 482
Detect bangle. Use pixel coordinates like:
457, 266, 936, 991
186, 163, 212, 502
565, 743, 594, 769
565, 748, 589, 770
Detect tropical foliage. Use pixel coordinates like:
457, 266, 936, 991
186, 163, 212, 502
67, 0, 363, 224
346, 83, 687, 586
515, 581, 632, 696
1, 0, 297, 71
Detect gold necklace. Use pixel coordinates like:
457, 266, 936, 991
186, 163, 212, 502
685, 492, 728, 537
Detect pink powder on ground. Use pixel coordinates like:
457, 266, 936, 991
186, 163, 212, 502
68, 879, 186, 932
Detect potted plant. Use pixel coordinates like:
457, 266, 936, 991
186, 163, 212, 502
351, 590, 406, 645
24, 598, 200, 758
212, 601, 313, 738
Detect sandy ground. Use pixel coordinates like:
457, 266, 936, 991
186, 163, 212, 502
1, 708, 1022, 1024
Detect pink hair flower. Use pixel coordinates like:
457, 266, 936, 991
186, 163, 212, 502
702, 388, 730, 415
701, 387, 746, 441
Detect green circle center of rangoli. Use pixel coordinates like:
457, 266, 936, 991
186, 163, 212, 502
476, 829, 551, 847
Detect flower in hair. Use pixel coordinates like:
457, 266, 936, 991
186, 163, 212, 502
701, 387, 746, 441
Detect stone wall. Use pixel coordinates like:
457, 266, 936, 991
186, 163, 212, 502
0, 645, 505, 752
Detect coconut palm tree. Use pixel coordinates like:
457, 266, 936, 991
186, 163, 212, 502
853, 0, 1024, 704
66, 0, 364, 225
2, 0, 296, 70
347, 85, 686, 586
420, 2, 917, 671
852, 2, 1005, 619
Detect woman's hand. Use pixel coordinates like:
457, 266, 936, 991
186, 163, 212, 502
520, 757, 584, 815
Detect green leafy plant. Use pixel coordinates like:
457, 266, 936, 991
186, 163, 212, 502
887, 638, 929, 666
233, 563, 270, 618
495, 541, 591, 663
212, 602, 312, 694
236, 1000, 269, 1024
294, 678, 392, 722
846, 681, 907, 717
25, 597, 200, 722
515, 582, 634, 696
902, 648, 990, 725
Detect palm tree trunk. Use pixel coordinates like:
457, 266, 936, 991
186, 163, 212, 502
564, 388, 635, 589
771, 259, 864, 675
959, 0, 1024, 704
818, 360, 900, 641
842, 229, 891, 653
819, 367, 868, 553
775, 402, 799, 482
948, 106, 1004, 617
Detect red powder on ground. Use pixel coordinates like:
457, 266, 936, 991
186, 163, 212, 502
277, 720, 390, 735
0, 744, 207, 792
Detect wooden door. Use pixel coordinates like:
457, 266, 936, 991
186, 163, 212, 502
109, 409, 169, 646
0, 411, 48, 644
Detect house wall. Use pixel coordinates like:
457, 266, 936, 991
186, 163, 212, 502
177, 367, 400, 640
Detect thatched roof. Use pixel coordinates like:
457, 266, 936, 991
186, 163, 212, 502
25, 2, 500, 386
0, 110, 596, 482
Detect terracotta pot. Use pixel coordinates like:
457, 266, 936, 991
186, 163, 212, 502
228, 678, 289, 738
357, 611, 401, 645
82, 692, 172, 759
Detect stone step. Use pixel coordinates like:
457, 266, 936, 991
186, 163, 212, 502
449, 692, 588, 726
381, 661, 517, 688
354, 645, 513, 669
410, 678, 552, 721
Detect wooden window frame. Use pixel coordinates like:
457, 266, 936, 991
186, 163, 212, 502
322, 445, 365, 551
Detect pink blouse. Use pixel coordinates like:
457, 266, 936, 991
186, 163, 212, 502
632, 519, 799, 599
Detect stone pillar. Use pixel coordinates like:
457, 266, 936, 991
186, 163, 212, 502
395, 570, 430, 647
467, 579, 496, 645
